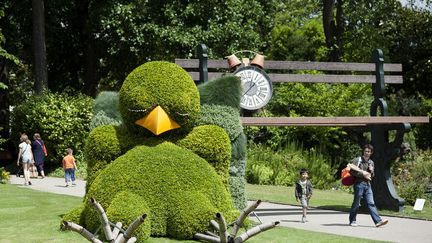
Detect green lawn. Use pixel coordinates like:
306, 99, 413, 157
0, 183, 387, 242
246, 183, 432, 220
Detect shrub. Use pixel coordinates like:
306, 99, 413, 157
93, 91, 122, 121
392, 149, 432, 205
119, 61, 200, 136
245, 82, 371, 165
0, 167, 10, 184
167, 191, 217, 239
84, 125, 122, 187
83, 142, 236, 239
61, 203, 85, 229
10, 92, 93, 165
246, 142, 336, 189
196, 104, 242, 141
177, 125, 231, 186
106, 191, 151, 241
198, 75, 242, 110
89, 110, 122, 131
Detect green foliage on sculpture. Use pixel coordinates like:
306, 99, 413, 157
84, 125, 122, 188
119, 61, 200, 136
83, 142, 237, 239
228, 176, 247, 210
229, 133, 248, 210
197, 75, 247, 210
61, 203, 85, 229
167, 191, 218, 239
198, 75, 242, 110
106, 191, 151, 241
177, 125, 231, 186
196, 104, 243, 141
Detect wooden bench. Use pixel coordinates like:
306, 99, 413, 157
175, 44, 429, 212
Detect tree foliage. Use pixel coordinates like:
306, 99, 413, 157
1, 0, 279, 98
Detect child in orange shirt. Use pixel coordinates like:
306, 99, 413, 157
62, 148, 77, 187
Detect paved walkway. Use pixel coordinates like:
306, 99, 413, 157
9, 175, 432, 243
10, 174, 86, 197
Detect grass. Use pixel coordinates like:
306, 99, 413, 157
0, 183, 386, 243
0, 183, 84, 243
246, 183, 432, 220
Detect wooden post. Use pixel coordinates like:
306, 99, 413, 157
197, 43, 208, 83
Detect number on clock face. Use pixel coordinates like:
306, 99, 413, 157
234, 66, 272, 111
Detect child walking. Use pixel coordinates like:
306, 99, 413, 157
62, 148, 77, 187
295, 168, 313, 223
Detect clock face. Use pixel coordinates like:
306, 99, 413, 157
234, 66, 273, 111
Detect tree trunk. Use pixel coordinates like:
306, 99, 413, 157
322, 0, 344, 61
32, 0, 48, 94
75, 0, 98, 97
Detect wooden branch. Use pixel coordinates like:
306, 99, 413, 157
64, 198, 147, 243
62, 221, 102, 243
112, 222, 123, 239
215, 213, 228, 243
205, 231, 219, 237
194, 200, 279, 243
124, 214, 147, 240
210, 220, 220, 231
231, 200, 261, 238
194, 233, 221, 243
234, 221, 280, 243
126, 238, 137, 243
90, 197, 114, 241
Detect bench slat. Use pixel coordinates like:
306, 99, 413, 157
184, 72, 403, 84
174, 59, 402, 72
241, 116, 429, 126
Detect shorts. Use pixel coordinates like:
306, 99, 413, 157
21, 157, 32, 164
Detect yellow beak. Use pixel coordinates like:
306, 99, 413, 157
135, 105, 180, 135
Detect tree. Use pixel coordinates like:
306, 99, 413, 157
32, 0, 48, 94
0, 6, 20, 145
2, 0, 280, 98
322, 0, 344, 61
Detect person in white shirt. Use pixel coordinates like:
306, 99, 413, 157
16, 134, 34, 186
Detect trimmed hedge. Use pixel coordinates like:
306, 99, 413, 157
177, 125, 231, 186
196, 104, 243, 141
61, 203, 86, 229
83, 142, 236, 239
198, 75, 242, 110
106, 191, 152, 241
119, 61, 200, 136
84, 125, 122, 188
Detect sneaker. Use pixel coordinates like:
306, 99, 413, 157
65, 184, 69, 187
375, 219, 388, 227
72, 183, 76, 186
350, 221, 358, 227
301, 217, 306, 223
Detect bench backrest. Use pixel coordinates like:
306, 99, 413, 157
174, 58, 403, 85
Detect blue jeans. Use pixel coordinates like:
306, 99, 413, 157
349, 182, 382, 224
65, 168, 75, 183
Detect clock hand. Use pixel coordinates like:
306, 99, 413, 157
242, 82, 257, 96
